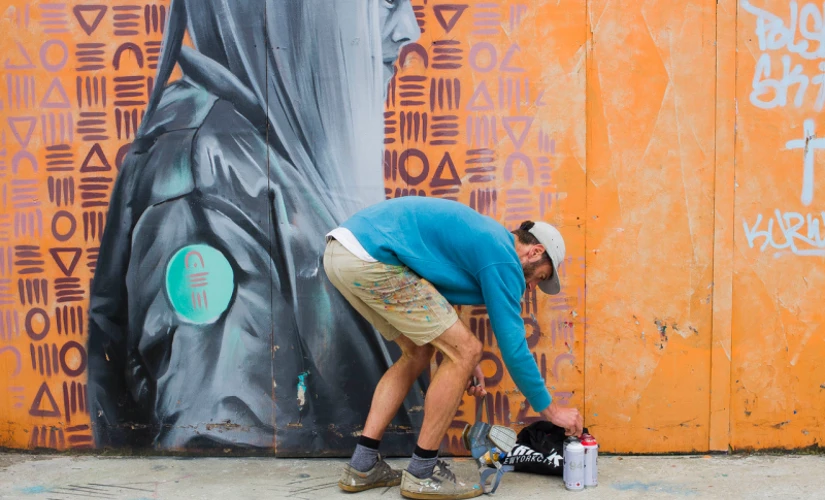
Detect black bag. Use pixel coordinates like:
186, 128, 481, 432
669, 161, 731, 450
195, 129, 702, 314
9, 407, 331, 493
500, 421, 577, 476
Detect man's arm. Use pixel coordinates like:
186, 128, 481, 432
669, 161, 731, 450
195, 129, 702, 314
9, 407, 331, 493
477, 263, 582, 436
476, 264, 552, 412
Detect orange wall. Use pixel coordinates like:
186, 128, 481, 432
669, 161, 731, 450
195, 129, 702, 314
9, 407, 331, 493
586, 0, 720, 453
0, 0, 823, 454
732, 0, 825, 450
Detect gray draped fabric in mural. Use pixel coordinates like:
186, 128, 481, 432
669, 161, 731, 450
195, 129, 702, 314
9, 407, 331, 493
87, 0, 424, 455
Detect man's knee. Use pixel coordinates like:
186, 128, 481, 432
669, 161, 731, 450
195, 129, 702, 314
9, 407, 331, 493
453, 332, 482, 370
465, 336, 483, 367
432, 320, 483, 370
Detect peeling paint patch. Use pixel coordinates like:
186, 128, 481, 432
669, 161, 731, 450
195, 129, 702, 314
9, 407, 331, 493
297, 371, 310, 408
654, 319, 669, 349
205, 420, 245, 432
655, 319, 667, 337
773, 421, 791, 429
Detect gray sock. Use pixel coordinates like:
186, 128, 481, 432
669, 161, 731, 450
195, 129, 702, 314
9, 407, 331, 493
407, 451, 438, 479
350, 443, 380, 472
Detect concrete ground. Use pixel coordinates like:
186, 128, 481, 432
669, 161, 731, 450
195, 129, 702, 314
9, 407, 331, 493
0, 454, 823, 499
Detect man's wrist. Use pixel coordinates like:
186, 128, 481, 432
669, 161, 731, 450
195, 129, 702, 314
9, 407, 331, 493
540, 403, 556, 421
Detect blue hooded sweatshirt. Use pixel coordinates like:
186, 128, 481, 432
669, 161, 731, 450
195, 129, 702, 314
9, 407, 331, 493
341, 197, 551, 412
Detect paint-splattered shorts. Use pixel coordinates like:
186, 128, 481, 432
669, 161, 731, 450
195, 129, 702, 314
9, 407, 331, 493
323, 239, 459, 346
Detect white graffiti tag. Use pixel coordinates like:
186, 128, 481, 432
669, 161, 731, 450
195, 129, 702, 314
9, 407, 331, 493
743, 210, 825, 256
744, 1, 825, 111
743, 1, 825, 247
786, 119, 825, 205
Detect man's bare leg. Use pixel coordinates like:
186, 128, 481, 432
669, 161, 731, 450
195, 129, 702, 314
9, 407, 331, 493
362, 336, 435, 440
407, 319, 482, 480
345, 336, 434, 475
416, 319, 481, 449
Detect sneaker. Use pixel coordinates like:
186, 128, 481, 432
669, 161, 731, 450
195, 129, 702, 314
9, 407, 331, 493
400, 460, 483, 500
338, 455, 402, 493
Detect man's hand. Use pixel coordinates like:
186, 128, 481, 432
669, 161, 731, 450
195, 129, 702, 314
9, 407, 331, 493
541, 402, 583, 437
466, 364, 487, 397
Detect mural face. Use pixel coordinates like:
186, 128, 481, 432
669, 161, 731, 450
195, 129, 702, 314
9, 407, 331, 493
380, 1, 420, 93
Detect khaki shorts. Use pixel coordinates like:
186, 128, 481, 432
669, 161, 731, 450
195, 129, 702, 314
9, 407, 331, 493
323, 238, 459, 346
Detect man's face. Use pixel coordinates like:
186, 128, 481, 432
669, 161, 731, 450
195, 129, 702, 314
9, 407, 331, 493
379, 0, 421, 91
521, 247, 554, 292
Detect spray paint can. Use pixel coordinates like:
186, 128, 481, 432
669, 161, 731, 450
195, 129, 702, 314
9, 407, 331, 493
581, 433, 598, 487
563, 438, 584, 491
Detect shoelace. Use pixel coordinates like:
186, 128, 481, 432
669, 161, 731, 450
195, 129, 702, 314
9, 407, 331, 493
434, 460, 457, 483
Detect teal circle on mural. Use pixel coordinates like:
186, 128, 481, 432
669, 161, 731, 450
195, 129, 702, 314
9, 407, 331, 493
165, 244, 235, 325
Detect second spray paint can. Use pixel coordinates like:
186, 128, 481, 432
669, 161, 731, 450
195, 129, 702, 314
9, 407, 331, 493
581, 433, 599, 487
563, 437, 585, 491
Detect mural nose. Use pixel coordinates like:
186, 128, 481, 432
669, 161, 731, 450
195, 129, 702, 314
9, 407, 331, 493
391, 0, 422, 46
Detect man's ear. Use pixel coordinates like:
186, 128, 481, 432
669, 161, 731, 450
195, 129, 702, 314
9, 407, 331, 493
531, 244, 547, 260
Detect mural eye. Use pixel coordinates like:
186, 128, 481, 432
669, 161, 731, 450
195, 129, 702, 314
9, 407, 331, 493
383, 0, 398, 7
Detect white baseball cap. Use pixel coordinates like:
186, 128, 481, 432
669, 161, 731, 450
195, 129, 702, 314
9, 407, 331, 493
527, 222, 565, 295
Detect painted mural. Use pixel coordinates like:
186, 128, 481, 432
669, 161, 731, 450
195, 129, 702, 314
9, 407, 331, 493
85, 0, 428, 454
0, 0, 821, 456
0, 0, 585, 455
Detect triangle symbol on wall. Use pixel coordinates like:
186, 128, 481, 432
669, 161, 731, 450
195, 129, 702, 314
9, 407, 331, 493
73, 5, 108, 36
50, 249, 82, 277
80, 143, 112, 173
29, 382, 61, 418
430, 152, 462, 188
433, 5, 469, 34
500, 44, 526, 73
8, 117, 37, 148
4, 41, 35, 70
502, 116, 534, 150
40, 78, 71, 109
467, 81, 494, 112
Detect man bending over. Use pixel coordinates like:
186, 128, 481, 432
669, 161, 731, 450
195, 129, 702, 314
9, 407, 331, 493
324, 197, 583, 499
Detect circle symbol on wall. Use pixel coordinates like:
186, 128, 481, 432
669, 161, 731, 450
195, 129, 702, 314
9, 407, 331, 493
26, 308, 50, 341
165, 244, 235, 325
399, 149, 429, 186
51, 211, 77, 242
60, 341, 87, 377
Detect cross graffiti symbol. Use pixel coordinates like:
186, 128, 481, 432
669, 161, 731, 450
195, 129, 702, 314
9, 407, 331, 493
786, 119, 825, 206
